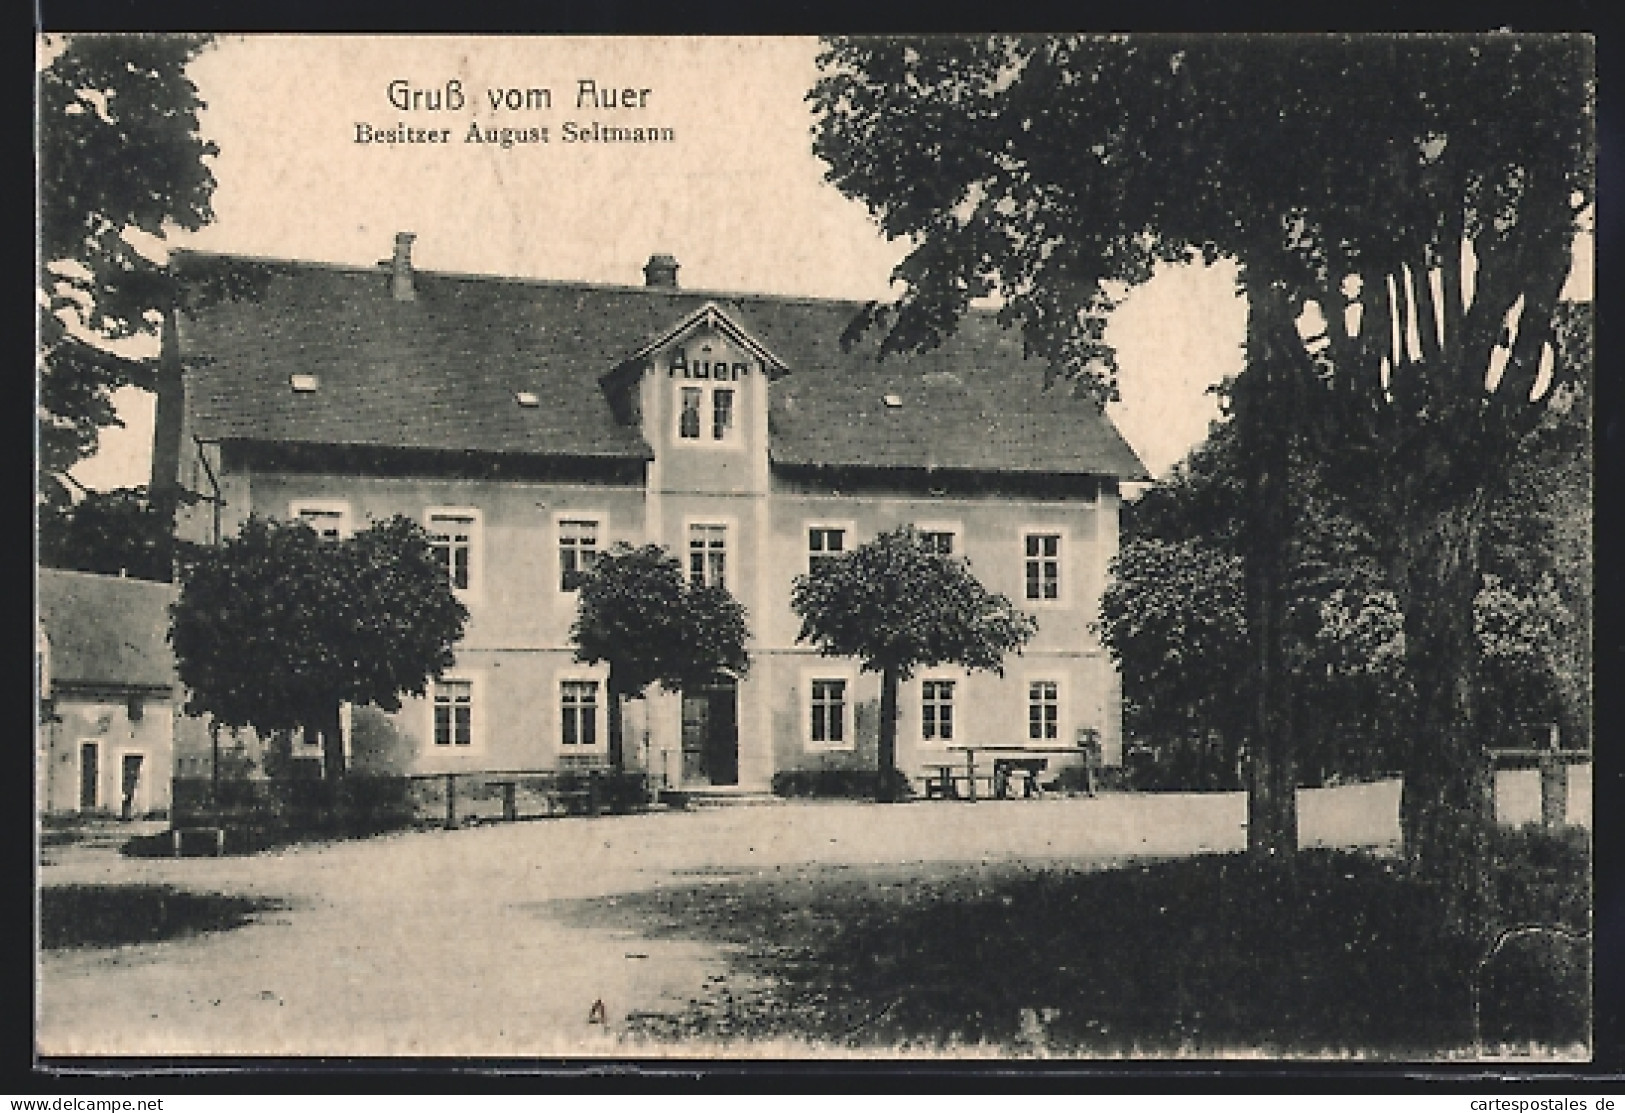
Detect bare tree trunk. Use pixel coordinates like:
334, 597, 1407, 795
877, 665, 900, 802
319, 700, 345, 781
1235, 279, 1299, 860
607, 680, 626, 771
1396, 494, 1493, 919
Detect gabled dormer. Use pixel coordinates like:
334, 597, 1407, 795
602, 298, 788, 495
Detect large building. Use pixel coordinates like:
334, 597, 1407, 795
153, 235, 1148, 793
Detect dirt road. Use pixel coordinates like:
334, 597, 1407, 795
38, 782, 1403, 1057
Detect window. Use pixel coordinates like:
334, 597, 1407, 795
810, 679, 847, 745
1028, 680, 1060, 742
921, 680, 955, 742
1024, 532, 1062, 601
433, 680, 473, 747
290, 500, 350, 541
679, 387, 703, 440
426, 509, 479, 595
713, 388, 735, 440
807, 526, 846, 575
560, 680, 599, 747
558, 517, 600, 591
688, 523, 727, 589
675, 379, 739, 444
916, 521, 962, 558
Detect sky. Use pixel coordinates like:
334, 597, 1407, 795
58, 34, 1589, 493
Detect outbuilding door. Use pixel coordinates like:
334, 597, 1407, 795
120, 753, 145, 820
680, 681, 738, 787
78, 742, 99, 812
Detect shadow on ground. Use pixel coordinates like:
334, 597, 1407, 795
40, 885, 290, 951
560, 839, 1589, 1057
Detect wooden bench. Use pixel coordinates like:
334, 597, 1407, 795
924, 765, 962, 799
486, 780, 520, 822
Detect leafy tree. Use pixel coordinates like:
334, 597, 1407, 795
37, 485, 194, 581
811, 36, 1592, 895
38, 34, 219, 503
1098, 536, 1248, 783
1106, 401, 1581, 790
570, 543, 751, 769
169, 515, 468, 780
790, 526, 1037, 801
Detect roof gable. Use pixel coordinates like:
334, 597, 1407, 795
616, 301, 790, 378
37, 569, 178, 692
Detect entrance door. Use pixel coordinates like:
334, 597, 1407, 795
78, 742, 99, 812
120, 753, 145, 820
680, 681, 738, 787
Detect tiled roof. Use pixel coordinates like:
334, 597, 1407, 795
37, 569, 178, 692
175, 253, 1149, 480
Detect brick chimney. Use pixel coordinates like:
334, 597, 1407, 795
643, 253, 679, 289
391, 232, 417, 301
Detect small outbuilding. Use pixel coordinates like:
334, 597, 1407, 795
37, 568, 179, 819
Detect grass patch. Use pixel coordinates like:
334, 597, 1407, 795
572, 833, 1588, 1056
40, 885, 289, 950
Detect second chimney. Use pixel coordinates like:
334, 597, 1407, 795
391, 232, 417, 301
643, 253, 679, 289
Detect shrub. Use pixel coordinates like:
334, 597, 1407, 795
771, 768, 913, 799
138, 775, 419, 855
1488, 823, 1591, 935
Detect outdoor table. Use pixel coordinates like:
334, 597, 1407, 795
942, 745, 1091, 802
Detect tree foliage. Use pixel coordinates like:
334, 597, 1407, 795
570, 543, 751, 766
790, 526, 1037, 799
813, 36, 1590, 414
1098, 536, 1248, 782
1103, 403, 1581, 786
37, 485, 194, 582
571, 542, 751, 695
37, 34, 218, 501
169, 515, 468, 778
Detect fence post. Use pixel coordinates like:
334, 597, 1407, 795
1540, 724, 1567, 828
502, 781, 518, 822
588, 769, 602, 816
444, 772, 457, 830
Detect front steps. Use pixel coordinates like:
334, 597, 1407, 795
662, 785, 785, 808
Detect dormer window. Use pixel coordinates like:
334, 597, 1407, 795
679, 387, 702, 439
290, 374, 319, 393
712, 388, 735, 439
515, 391, 540, 407
667, 337, 749, 445
676, 381, 737, 443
